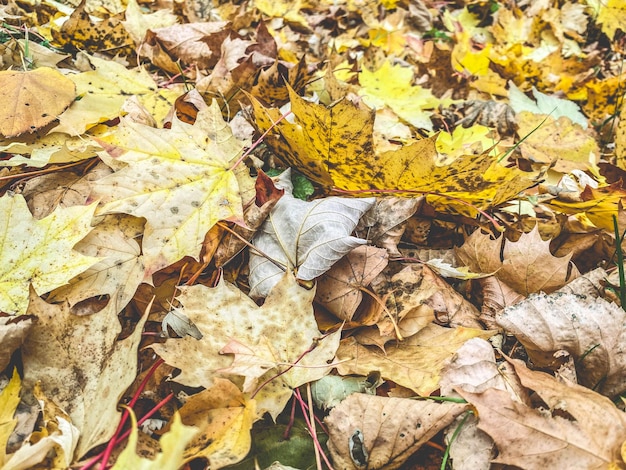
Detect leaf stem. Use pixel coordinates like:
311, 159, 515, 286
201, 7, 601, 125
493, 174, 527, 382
612, 214, 626, 309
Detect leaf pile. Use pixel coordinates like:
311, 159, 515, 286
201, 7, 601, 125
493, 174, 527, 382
0, 0, 626, 469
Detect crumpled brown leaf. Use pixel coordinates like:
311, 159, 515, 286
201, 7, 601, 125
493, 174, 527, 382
315, 245, 388, 321
497, 292, 626, 397
458, 358, 626, 470
325, 393, 467, 470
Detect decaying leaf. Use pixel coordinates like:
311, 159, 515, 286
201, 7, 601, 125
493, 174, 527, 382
0, 316, 33, 371
178, 378, 254, 468
315, 246, 388, 321
150, 272, 341, 419
325, 393, 467, 469
459, 358, 626, 470
21, 291, 147, 458
497, 292, 626, 398
336, 324, 492, 395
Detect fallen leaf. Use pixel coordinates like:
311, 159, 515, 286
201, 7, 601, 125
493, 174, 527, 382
358, 60, 443, 130
0, 316, 33, 371
497, 292, 626, 398
92, 100, 248, 279
456, 226, 579, 295
178, 378, 254, 468
248, 174, 374, 298
315, 246, 388, 321
48, 214, 145, 312
356, 197, 421, 257
325, 393, 468, 469
0, 193, 98, 316
51, 0, 133, 55
335, 324, 492, 395
459, 358, 626, 469
55, 54, 181, 136
516, 112, 598, 173
21, 291, 147, 458
0, 368, 20, 467
121, 0, 178, 45
0, 68, 75, 137
112, 412, 198, 470
150, 272, 341, 419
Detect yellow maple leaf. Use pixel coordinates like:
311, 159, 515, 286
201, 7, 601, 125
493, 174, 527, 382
55, 54, 182, 136
250, 86, 374, 189
112, 412, 198, 470
436, 124, 497, 165
0, 194, 98, 316
253, 90, 534, 213
358, 60, 442, 130
444, 8, 493, 76
594, 0, 626, 40
92, 100, 248, 278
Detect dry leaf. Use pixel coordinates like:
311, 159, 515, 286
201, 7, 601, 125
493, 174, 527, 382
315, 246, 388, 321
150, 272, 340, 419
92, 100, 248, 279
0, 316, 33, 371
21, 291, 147, 458
249, 174, 374, 298
497, 292, 626, 397
0, 68, 75, 137
456, 226, 579, 295
0, 194, 98, 316
459, 358, 626, 470
336, 324, 492, 395
177, 378, 254, 468
325, 393, 467, 469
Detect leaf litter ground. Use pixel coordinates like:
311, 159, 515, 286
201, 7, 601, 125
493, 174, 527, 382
0, 1, 626, 469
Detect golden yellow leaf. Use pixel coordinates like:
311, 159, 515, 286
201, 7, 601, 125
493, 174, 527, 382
596, 0, 626, 40
359, 60, 441, 130
616, 98, 626, 170
436, 124, 496, 165
112, 412, 198, 470
179, 379, 254, 468
0, 194, 98, 316
517, 112, 599, 173
92, 100, 247, 278
254, 91, 533, 213
548, 184, 626, 231
253, 0, 308, 27
250, 87, 375, 189
0, 67, 75, 138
